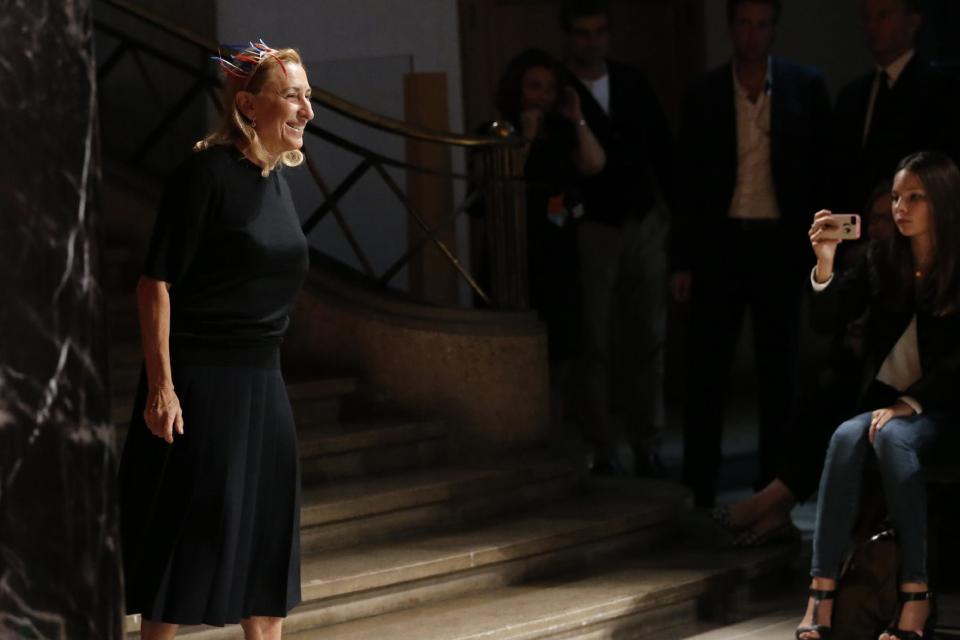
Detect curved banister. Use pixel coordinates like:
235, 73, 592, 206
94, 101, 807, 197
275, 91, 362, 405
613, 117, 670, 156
97, 0, 520, 148
306, 85, 520, 148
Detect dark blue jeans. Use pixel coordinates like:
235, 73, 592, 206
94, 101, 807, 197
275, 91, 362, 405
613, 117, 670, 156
810, 410, 949, 584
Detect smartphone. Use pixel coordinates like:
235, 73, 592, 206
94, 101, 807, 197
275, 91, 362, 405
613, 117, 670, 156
820, 214, 861, 241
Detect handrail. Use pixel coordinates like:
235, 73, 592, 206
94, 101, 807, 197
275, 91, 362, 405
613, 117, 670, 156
97, 0, 518, 148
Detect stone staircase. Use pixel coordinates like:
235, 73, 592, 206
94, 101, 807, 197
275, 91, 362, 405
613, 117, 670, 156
281, 542, 797, 640
102, 175, 798, 640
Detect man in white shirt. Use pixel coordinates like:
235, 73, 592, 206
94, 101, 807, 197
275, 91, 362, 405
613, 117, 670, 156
559, 0, 678, 478
675, 0, 831, 507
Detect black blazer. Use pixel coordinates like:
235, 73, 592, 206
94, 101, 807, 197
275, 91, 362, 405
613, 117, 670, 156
676, 57, 831, 273
565, 60, 676, 228
830, 55, 960, 212
810, 242, 960, 415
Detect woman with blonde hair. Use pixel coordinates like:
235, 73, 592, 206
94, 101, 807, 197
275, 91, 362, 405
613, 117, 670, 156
119, 41, 313, 640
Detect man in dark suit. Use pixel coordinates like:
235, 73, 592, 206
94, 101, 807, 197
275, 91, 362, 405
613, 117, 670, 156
674, 0, 832, 507
831, 0, 960, 212
560, 0, 677, 476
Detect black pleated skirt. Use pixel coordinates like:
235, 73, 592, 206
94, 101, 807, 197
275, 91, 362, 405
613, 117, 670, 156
118, 344, 301, 626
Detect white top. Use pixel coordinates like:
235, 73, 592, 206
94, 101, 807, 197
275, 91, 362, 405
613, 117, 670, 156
862, 49, 915, 144
810, 268, 923, 413
728, 61, 781, 221
583, 73, 610, 115
876, 315, 923, 392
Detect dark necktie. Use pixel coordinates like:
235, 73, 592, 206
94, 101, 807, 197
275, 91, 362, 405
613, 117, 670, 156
866, 70, 893, 144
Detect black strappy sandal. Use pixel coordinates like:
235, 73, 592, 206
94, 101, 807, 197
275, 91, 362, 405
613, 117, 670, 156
796, 587, 835, 639
884, 590, 935, 640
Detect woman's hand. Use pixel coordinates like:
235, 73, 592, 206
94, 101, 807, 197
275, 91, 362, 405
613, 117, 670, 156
809, 209, 841, 283
868, 402, 915, 445
144, 385, 184, 444
558, 87, 584, 124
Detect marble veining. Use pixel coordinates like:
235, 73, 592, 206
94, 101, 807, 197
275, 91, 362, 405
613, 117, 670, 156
0, 0, 123, 638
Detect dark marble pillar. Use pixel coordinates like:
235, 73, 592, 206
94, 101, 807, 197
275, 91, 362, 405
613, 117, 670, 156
0, 1, 124, 638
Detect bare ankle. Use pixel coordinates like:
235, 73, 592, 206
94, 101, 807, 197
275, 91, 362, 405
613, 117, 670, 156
811, 576, 836, 590
141, 620, 179, 640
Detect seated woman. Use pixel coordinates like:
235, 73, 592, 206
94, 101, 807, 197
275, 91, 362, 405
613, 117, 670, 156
797, 151, 960, 639
712, 181, 896, 547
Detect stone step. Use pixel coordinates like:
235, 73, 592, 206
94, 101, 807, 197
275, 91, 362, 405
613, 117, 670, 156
114, 414, 438, 483
113, 416, 445, 478
114, 448, 579, 551
299, 419, 447, 481
681, 609, 798, 639
111, 395, 346, 428
299, 455, 580, 552
110, 376, 359, 427
124, 479, 691, 639
289, 378, 356, 425
279, 542, 797, 640
297, 479, 684, 603
671, 581, 960, 639
287, 378, 358, 401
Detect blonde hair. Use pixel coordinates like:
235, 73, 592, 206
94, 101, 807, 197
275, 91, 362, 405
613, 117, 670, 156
196, 48, 306, 177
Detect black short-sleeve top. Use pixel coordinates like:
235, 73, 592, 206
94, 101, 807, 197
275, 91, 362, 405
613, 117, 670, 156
143, 145, 309, 348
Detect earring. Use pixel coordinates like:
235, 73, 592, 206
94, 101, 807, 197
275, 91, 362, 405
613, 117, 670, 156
250, 118, 256, 129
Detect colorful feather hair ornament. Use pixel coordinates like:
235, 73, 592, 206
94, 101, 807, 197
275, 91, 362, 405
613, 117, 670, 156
211, 39, 287, 85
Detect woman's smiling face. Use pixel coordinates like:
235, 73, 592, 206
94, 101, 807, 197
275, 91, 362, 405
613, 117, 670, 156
240, 62, 314, 156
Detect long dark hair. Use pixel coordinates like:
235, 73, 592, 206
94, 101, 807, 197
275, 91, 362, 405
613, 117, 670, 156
886, 151, 960, 315
494, 48, 566, 128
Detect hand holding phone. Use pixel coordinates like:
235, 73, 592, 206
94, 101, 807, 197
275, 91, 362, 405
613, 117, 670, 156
809, 209, 846, 281
818, 213, 861, 241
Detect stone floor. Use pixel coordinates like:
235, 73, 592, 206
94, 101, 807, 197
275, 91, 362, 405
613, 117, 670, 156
684, 592, 960, 639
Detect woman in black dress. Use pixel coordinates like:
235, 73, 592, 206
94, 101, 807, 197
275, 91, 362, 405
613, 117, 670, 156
119, 42, 313, 640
